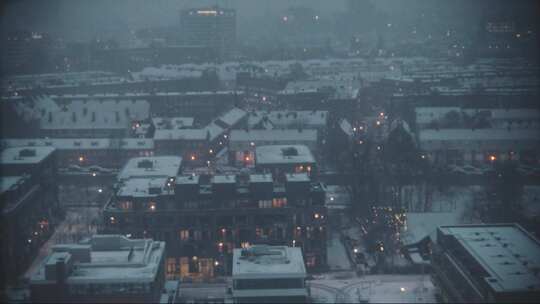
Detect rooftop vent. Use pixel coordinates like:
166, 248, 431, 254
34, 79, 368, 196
19, 149, 36, 157
138, 159, 153, 169
281, 147, 299, 157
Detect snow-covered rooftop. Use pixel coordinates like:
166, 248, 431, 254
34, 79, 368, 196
0, 176, 25, 194
230, 129, 317, 143
438, 224, 540, 293
0, 146, 55, 165
255, 145, 315, 165
152, 117, 194, 130
153, 109, 244, 142
175, 174, 199, 185
285, 173, 310, 183
117, 177, 172, 198
418, 129, 540, 142
232, 245, 306, 279
216, 107, 247, 127
30, 235, 165, 285
249, 174, 273, 183
1, 138, 153, 150
118, 156, 182, 180
27, 96, 149, 130
212, 174, 236, 184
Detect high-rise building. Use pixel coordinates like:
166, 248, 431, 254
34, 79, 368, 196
179, 7, 236, 61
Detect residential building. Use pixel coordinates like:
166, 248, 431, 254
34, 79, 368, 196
1, 147, 61, 286
102, 171, 327, 281
255, 145, 316, 180
417, 128, 540, 165
432, 224, 540, 303
229, 129, 318, 167
179, 7, 236, 60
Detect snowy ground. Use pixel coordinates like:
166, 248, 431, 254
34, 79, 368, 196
327, 232, 353, 271
310, 274, 437, 303
401, 185, 483, 222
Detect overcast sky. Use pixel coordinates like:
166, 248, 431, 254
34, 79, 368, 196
2, 0, 349, 33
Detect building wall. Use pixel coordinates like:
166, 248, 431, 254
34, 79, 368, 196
102, 185, 327, 280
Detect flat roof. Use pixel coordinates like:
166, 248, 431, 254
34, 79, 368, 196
438, 224, 540, 293
232, 245, 306, 279
255, 145, 315, 165
419, 129, 540, 142
1, 146, 55, 165
152, 117, 194, 130
118, 156, 182, 180
30, 235, 165, 284
117, 177, 172, 198
212, 175, 236, 184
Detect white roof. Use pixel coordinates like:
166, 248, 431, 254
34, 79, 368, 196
153, 122, 224, 142
117, 177, 171, 198
419, 129, 540, 142
255, 145, 315, 165
29, 96, 149, 130
232, 246, 306, 279
118, 156, 182, 180
30, 235, 165, 284
0, 176, 25, 194
152, 117, 194, 130
230, 129, 317, 142
1, 146, 55, 165
216, 107, 247, 127
154, 129, 206, 141
439, 224, 540, 293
